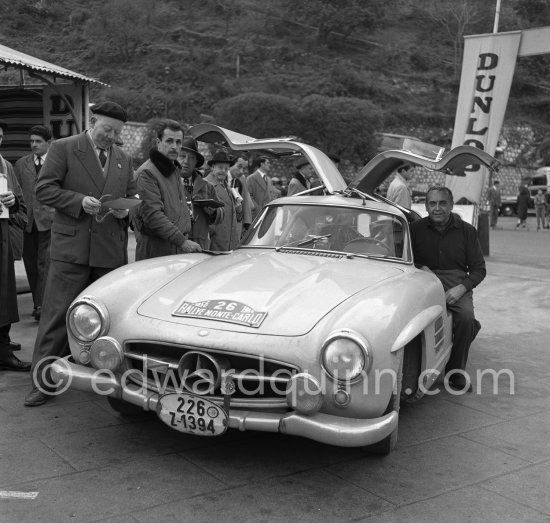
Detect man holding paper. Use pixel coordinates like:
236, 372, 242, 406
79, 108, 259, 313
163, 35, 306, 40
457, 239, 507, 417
25, 101, 137, 407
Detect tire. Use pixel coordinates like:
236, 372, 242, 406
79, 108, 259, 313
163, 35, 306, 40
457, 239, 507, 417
107, 397, 149, 418
362, 349, 403, 455
500, 204, 515, 217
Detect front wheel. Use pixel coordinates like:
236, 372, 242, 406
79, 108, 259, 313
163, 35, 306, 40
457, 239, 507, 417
362, 349, 403, 455
500, 204, 515, 217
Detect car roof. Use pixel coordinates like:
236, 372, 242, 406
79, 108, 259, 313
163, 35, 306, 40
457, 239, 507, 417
268, 194, 407, 217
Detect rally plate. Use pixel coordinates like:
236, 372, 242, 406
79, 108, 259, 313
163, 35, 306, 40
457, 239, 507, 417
156, 393, 228, 436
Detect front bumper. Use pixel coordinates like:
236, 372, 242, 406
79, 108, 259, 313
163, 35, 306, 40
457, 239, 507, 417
51, 359, 398, 448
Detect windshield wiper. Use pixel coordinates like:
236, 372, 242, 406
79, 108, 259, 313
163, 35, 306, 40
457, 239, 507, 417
276, 234, 332, 250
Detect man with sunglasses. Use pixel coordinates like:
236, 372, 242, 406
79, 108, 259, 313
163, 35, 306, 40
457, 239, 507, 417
25, 102, 137, 407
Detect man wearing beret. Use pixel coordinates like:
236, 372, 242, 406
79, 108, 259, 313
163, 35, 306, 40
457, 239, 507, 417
25, 101, 138, 406
288, 157, 316, 196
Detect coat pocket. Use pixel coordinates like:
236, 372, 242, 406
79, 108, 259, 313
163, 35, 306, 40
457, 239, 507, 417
52, 222, 77, 236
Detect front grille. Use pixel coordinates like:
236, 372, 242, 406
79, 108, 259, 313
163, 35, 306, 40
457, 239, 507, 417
123, 341, 300, 409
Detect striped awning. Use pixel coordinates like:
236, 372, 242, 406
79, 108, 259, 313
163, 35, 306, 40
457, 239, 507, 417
0, 43, 108, 86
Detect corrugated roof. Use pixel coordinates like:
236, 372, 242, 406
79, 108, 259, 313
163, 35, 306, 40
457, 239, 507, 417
0, 43, 108, 86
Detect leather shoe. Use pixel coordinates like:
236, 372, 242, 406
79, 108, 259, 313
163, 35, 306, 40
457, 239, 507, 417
0, 353, 31, 372
9, 341, 21, 351
24, 387, 51, 407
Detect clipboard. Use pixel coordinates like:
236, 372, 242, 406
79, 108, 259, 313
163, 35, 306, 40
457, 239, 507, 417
101, 198, 142, 210
192, 199, 224, 209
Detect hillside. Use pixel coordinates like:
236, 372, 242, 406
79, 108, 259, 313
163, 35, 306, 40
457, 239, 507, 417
1, 0, 550, 157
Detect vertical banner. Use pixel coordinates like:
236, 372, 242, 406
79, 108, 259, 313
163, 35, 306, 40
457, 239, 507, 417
43, 84, 82, 139
446, 31, 522, 204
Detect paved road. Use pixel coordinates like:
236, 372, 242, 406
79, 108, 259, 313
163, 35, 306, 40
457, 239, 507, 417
2, 221, 549, 522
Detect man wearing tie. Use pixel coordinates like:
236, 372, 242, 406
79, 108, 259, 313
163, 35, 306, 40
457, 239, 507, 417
14, 125, 54, 321
25, 102, 137, 406
246, 155, 276, 219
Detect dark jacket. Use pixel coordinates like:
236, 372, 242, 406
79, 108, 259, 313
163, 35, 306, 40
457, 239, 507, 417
410, 213, 486, 292
185, 170, 223, 250
1, 165, 26, 327
205, 173, 240, 251
14, 153, 55, 232
516, 185, 530, 220
35, 132, 136, 269
135, 149, 192, 260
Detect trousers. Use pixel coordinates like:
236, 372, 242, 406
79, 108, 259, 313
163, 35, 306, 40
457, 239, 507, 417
31, 259, 112, 388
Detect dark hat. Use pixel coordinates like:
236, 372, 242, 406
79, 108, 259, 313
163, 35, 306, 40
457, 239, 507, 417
295, 157, 309, 170
180, 136, 205, 168
0, 122, 8, 132
207, 150, 236, 167
91, 101, 128, 122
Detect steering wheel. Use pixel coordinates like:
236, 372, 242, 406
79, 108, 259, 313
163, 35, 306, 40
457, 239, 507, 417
342, 237, 391, 256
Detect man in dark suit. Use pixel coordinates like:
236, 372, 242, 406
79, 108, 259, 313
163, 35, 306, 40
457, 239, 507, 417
25, 102, 137, 406
14, 125, 54, 321
246, 156, 276, 219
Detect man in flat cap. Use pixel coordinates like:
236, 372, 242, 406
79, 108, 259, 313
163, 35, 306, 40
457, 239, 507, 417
25, 101, 138, 406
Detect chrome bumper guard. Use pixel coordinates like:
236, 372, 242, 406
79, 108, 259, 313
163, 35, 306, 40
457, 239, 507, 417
51, 359, 398, 447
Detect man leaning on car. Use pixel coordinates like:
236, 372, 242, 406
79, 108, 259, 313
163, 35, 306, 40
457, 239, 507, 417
410, 186, 485, 392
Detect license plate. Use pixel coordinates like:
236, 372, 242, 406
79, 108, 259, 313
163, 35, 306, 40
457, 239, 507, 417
157, 393, 228, 436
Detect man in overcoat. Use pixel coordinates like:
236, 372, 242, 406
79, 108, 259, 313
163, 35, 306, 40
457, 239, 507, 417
14, 125, 54, 321
133, 120, 202, 260
0, 121, 31, 372
25, 102, 138, 406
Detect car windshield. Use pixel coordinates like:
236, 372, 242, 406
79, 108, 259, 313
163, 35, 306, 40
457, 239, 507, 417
242, 204, 410, 261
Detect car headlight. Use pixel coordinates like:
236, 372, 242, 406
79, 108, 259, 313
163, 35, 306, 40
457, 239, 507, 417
67, 298, 109, 343
90, 336, 123, 371
321, 329, 371, 382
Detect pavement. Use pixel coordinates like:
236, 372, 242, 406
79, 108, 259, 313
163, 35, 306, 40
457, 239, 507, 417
2, 218, 549, 522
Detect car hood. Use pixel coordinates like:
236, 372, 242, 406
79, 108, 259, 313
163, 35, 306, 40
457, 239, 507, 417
137, 250, 404, 336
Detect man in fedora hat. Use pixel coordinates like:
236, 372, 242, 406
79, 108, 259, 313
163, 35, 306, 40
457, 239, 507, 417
179, 136, 223, 250
134, 120, 202, 260
205, 150, 240, 251
246, 155, 277, 218
25, 101, 138, 406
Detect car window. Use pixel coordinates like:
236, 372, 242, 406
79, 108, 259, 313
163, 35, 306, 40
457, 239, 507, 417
243, 204, 409, 260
